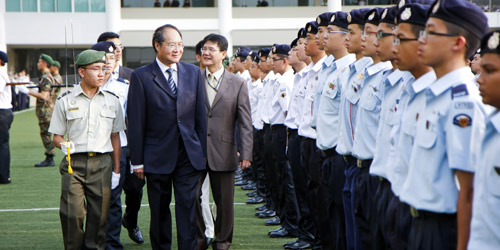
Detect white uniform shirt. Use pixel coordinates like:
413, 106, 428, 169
269, 69, 294, 125
285, 65, 312, 129
260, 71, 278, 124
103, 77, 130, 147
0, 70, 12, 109
249, 78, 263, 130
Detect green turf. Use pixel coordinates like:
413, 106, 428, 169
0, 109, 290, 249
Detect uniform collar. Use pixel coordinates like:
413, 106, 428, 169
278, 68, 294, 80
489, 110, 500, 133
251, 78, 262, 87
312, 55, 327, 73
429, 67, 473, 97
351, 56, 373, 74
155, 58, 177, 73
366, 61, 392, 76
411, 70, 436, 94
333, 54, 356, 72
323, 55, 335, 68
298, 63, 313, 77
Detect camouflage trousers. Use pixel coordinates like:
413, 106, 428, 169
37, 116, 56, 156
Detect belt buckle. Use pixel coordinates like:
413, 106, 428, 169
87, 152, 96, 157
343, 156, 348, 163
357, 159, 363, 168
321, 150, 327, 158
410, 206, 419, 218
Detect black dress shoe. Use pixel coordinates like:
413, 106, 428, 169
234, 180, 248, 186
246, 191, 256, 197
246, 196, 264, 204
265, 216, 280, 226
258, 210, 276, 218
128, 226, 144, 244
268, 226, 284, 234
0, 178, 11, 184
285, 239, 312, 249
241, 182, 256, 190
255, 205, 267, 211
268, 227, 294, 238
255, 208, 270, 216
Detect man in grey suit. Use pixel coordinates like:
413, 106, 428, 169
196, 34, 253, 250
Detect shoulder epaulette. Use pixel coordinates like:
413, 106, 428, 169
116, 77, 129, 85
104, 90, 119, 99
451, 84, 469, 99
57, 90, 72, 100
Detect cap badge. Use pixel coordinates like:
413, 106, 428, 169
102, 56, 106, 61
382, 9, 388, 19
330, 14, 335, 23
317, 17, 321, 25
368, 12, 375, 21
488, 32, 500, 49
273, 46, 277, 53
401, 7, 412, 21
259, 52, 262, 57
308, 25, 312, 32
398, 0, 405, 8
108, 46, 113, 53
432, 0, 440, 14
347, 13, 352, 23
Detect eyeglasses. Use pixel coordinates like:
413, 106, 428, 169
376, 31, 394, 40
362, 31, 378, 38
392, 37, 418, 45
163, 42, 185, 50
327, 30, 348, 34
419, 30, 460, 40
83, 67, 106, 73
201, 47, 220, 53
271, 57, 284, 62
115, 44, 124, 50
306, 36, 317, 41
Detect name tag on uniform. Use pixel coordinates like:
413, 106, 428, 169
68, 107, 79, 112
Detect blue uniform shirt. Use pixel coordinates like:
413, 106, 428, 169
387, 70, 436, 196
316, 54, 356, 150
336, 57, 373, 155
468, 110, 500, 250
351, 61, 392, 160
401, 67, 486, 213
370, 70, 413, 178
103, 77, 129, 147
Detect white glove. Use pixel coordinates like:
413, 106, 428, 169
16, 85, 30, 94
111, 172, 120, 189
60, 141, 75, 156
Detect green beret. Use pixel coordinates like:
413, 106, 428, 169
39, 53, 54, 66
75, 49, 106, 67
52, 60, 61, 68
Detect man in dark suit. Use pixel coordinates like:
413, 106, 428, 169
196, 34, 253, 250
127, 24, 207, 250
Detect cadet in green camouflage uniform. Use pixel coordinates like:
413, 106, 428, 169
50, 60, 63, 104
28, 54, 56, 167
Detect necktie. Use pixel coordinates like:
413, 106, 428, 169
166, 68, 177, 97
208, 73, 216, 89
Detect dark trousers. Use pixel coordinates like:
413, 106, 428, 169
122, 149, 146, 230
196, 170, 235, 250
0, 109, 13, 182
372, 178, 393, 250
252, 129, 266, 198
386, 195, 412, 250
320, 148, 347, 250
288, 132, 315, 243
272, 124, 299, 235
262, 124, 275, 210
342, 157, 363, 250
146, 142, 202, 250
408, 211, 457, 250
301, 138, 323, 242
354, 160, 379, 250
106, 147, 128, 250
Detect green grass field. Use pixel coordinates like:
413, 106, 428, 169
0, 109, 289, 249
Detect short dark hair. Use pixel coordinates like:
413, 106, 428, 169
97, 32, 120, 42
203, 33, 228, 52
152, 24, 183, 53
195, 40, 204, 56
444, 21, 481, 60
410, 24, 424, 39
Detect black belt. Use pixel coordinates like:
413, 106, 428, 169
343, 155, 356, 165
288, 128, 298, 136
271, 124, 286, 129
410, 207, 457, 219
73, 152, 108, 157
356, 159, 373, 169
321, 147, 338, 158
263, 123, 271, 130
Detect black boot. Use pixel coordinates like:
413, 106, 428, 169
34, 154, 55, 167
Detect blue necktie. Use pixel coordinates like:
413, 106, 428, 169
166, 68, 177, 97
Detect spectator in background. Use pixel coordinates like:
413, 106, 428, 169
154, 0, 161, 7
257, 0, 269, 7
163, 0, 171, 7
171, 0, 180, 7
183, 0, 191, 7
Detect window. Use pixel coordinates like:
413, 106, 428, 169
6, 0, 21, 12
23, 0, 37, 12
41, 0, 56, 12
74, 0, 89, 12
58, 0, 72, 12
91, 0, 105, 12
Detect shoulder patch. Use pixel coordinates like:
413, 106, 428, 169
453, 114, 472, 128
116, 78, 130, 85
451, 84, 468, 99
104, 90, 119, 99
57, 90, 71, 100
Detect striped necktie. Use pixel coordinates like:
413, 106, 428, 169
166, 68, 177, 97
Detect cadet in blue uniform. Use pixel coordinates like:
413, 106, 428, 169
386, 3, 435, 249
468, 30, 500, 250
400, 0, 488, 249
336, 8, 372, 250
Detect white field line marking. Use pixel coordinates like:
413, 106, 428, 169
0, 203, 248, 212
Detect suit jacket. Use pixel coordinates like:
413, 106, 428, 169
119, 66, 133, 80
202, 69, 253, 171
127, 61, 207, 174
